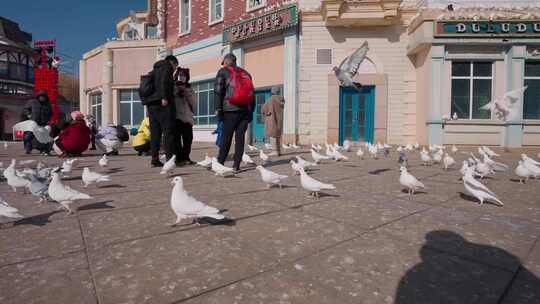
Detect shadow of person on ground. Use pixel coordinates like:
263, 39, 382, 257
394, 230, 540, 304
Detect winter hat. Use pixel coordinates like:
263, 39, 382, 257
71, 111, 85, 121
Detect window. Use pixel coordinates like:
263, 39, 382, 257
179, 0, 191, 34
0, 52, 7, 77
90, 93, 103, 126
119, 89, 146, 126
145, 25, 158, 39
192, 81, 217, 125
209, 0, 223, 24
246, 0, 266, 12
451, 62, 492, 119
524, 62, 540, 120
124, 29, 137, 40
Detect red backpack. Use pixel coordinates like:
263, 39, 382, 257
227, 67, 254, 106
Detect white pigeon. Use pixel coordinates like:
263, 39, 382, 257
256, 166, 288, 189
332, 149, 349, 161
480, 86, 527, 122
515, 160, 532, 184
4, 166, 30, 193
481, 146, 500, 158
482, 154, 508, 172
61, 159, 77, 176
82, 167, 111, 187
460, 161, 470, 176
342, 140, 352, 152
196, 154, 212, 168
443, 153, 455, 170
474, 158, 494, 179
413, 142, 420, 150
311, 149, 331, 164
522, 154, 540, 166
18, 160, 36, 166
420, 150, 432, 166
325, 145, 335, 158
282, 143, 292, 150
462, 168, 504, 206
259, 149, 270, 164
311, 144, 322, 152
368, 144, 378, 159
48, 171, 92, 215
3, 141, 7, 150
242, 153, 255, 165
298, 168, 335, 198
521, 154, 540, 178
396, 146, 404, 153
295, 155, 316, 168
432, 150, 443, 164
211, 157, 234, 176
356, 148, 364, 159
290, 160, 302, 175
98, 155, 109, 167
160, 155, 176, 175
264, 143, 273, 150
291, 143, 300, 149
452, 112, 458, 120
428, 145, 437, 153
405, 144, 414, 152
399, 167, 425, 196
247, 144, 258, 152
169, 176, 225, 226
0, 197, 23, 219
451, 145, 458, 154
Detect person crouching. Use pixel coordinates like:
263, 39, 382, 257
52, 111, 91, 157
132, 117, 151, 156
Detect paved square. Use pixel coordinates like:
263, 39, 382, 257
1, 143, 540, 304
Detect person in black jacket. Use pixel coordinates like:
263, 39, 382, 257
214, 53, 255, 172
142, 55, 178, 167
22, 90, 52, 154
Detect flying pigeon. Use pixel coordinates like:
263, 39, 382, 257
333, 41, 369, 92
399, 166, 425, 197
298, 167, 335, 198
311, 149, 331, 164
443, 153, 455, 170
99, 155, 109, 167
259, 149, 271, 164
242, 153, 255, 165
169, 176, 225, 226
515, 160, 532, 184
197, 154, 212, 169
0, 197, 23, 219
256, 166, 288, 189
160, 155, 176, 175
480, 86, 527, 122
211, 157, 234, 176
48, 170, 92, 215
462, 168, 504, 206
82, 167, 111, 187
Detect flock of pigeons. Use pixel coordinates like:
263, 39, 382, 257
1, 139, 540, 226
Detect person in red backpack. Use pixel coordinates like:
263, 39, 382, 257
214, 53, 255, 172
52, 111, 91, 157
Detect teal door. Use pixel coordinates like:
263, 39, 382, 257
339, 86, 375, 144
252, 90, 271, 144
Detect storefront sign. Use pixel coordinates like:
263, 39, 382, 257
223, 4, 298, 44
435, 21, 540, 37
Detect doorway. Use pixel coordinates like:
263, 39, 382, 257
339, 86, 375, 144
251, 90, 271, 144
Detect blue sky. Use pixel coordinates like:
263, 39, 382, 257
3, 0, 147, 75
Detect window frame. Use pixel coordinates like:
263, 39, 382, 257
246, 0, 266, 13
90, 93, 103, 127
145, 24, 158, 39
192, 80, 217, 127
208, 0, 224, 25
178, 0, 191, 35
451, 61, 494, 120
523, 61, 540, 120
119, 89, 147, 127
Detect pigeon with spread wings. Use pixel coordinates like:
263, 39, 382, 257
480, 86, 527, 122
332, 41, 369, 92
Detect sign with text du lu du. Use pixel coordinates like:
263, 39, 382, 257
435, 20, 540, 37
223, 4, 298, 44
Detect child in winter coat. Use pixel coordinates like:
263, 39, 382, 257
52, 111, 91, 157
132, 117, 151, 156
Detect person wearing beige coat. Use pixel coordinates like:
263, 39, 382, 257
261, 86, 285, 156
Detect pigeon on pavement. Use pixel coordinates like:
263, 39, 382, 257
242, 153, 255, 165
211, 157, 234, 176
160, 155, 176, 175
399, 166, 425, 197
420, 149, 432, 166
443, 153, 455, 170
452, 145, 458, 154
311, 149, 331, 164
259, 149, 271, 164
356, 148, 364, 159
299, 167, 335, 198
290, 160, 302, 175
462, 167, 504, 206
247, 144, 258, 152
48, 170, 92, 215
256, 166, 288, 189
0, 197, 23, 218
295, 155, 316, 168
99, 155, 109, 167
196, 154, 212, 169
82, 167, 111, 187
169, 176, 225, 226
515, 160, 532, 184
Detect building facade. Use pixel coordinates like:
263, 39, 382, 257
0, 16, 34, 140
79, 7, 163, 129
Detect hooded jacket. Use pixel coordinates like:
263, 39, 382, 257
23, 91, 52, 126
58, 121, 91, 154
142, 60, 175, 106
132, 117, 150, 147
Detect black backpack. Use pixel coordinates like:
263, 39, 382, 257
115, 125, 130, 142
139, 71, 154, 102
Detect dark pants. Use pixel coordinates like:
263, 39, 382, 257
217, 111, 250, 168
147, 104, 175, 162
23, 131, 51, 154
134, 142, 151, 156
174, 120, 193, 162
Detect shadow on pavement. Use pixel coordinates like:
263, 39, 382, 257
459, 192, 504, 207
14, 210, 61, 227
78, 200, 115, 211
394, 230, 540, 304
368, 168, 391, 175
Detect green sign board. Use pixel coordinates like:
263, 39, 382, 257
223, 4, 298, 44
435, 20, 540, 37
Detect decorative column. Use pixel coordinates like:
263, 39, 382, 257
283, 29, 299, 144
231, 46, 244, 68
79, 60, 87, 113
504, 45, 526, 148
102, 48, 114, 126
427, 45, 445, 145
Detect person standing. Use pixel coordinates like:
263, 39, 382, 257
214, 53, 255, 172
22, 90, 52, 154
141, 55, 178, 167
262, 86, 285, 156
173, 68, 196, 165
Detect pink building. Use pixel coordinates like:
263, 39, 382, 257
79, 4, 164, 129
